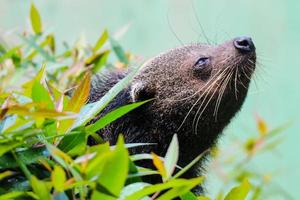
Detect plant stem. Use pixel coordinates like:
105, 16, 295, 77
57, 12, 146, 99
12, 151, 32, 180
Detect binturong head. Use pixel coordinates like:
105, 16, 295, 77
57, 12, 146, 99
130, 36, 256, 152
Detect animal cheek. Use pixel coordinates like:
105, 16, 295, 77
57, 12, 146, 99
130, 81, 156, 102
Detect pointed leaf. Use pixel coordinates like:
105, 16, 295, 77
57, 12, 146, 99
164, 134, 179, 179
71, 66, 140, 128
151, 152, 166, 179
86, 100, 151, 133
110, 38, 129, 65
30, 3, 42, 34
224, 179, 251, 200
31, 176, 51, 200
97, 136, 129, 196
93, 29, 109, 52
32, 80, 54, 109
52, 165, 66, 192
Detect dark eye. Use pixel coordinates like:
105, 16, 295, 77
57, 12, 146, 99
193, 57, 212, 80
194, 57, 210, 70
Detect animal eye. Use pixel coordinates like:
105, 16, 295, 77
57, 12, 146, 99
194, 57, 210, 70
193, 57, 212, 80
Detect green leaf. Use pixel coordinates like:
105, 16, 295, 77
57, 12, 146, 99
0, 147, 46, 170
125, 177, 203, 200
91, 191, 116, 200
224, 179, 251, 200
30, 176, 51, 200
85, 142, 111, 177
92, 50, 110, 73
58, 131, 86, 156
93, 29, 109, 52
179, 192, 199, 200
173, 149, 209, 179
0, 171, 14, 181
52, 165, 66, 192
197, 197, 211, 200
110, 38, 129, 65
30, 3, 42, 34
97, 136, 129, 196
46, 143, 83, 183
265, 122, 290, 139
120, 182, 150, 200
72, 66, 140, 129
164, 134, 179, 179
157, 185, 195, 200
0, 191, 27, 200
0, 142, 22, 157
0, 46, 21, 63
32, 80, 54, 109
86, 100, 151, 133
20, 36, 55, 62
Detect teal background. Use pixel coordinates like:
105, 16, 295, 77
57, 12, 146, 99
0, 0, 299, 198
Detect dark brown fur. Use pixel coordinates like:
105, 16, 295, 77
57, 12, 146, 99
88, 38, 256, 193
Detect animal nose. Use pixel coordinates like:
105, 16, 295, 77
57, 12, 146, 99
233, 36, 255, 53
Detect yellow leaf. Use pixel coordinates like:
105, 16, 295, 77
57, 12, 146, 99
0, 171, 14, 181
151, 152, 166, 178
58, 73, 90, 133
66, 73, 90, 112
256, 116, 268, 136
224, 179, 251, 200
7, 105, 74, 119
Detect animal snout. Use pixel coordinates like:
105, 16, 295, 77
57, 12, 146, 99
233, 36, 255, 53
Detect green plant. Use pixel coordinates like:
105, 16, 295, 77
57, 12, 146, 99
0, 3, 287, 200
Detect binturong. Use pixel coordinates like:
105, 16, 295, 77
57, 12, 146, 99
88, 36, 256, 193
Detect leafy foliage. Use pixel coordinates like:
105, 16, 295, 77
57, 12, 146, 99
0, 3, 287, 200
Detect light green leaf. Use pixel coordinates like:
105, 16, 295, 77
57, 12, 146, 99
157, 185, 195, 200
97, 136, 129, 196
20, 36, 55, 62
91, 190, 116, 200
85, 143, 111, 178
32, 80, 54, 109
180, 192, 200, 200
0, 171, 14, 181
120, 183, 150, 200
0, 142, 22, 157
72, 66, 140, 129
164, 134, 179, 179
224, 179, 251, 200
125, 177, 203, 200
31, 176, 51, 200
173, 150, 209, 179
0, 191, 27, 200
30, 3, 42, 34
52, 165, 66, 192
93, 29, 109, 52
86, 99, 151, 133
0, 46, 21, 63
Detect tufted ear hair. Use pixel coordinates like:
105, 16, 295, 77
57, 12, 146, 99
130, 81, 156, 102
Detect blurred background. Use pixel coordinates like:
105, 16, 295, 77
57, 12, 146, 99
0, 0, 299, 199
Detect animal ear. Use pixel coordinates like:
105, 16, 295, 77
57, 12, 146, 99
130, 81, 156, 102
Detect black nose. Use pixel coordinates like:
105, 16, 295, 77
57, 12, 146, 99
233, 36, 255, 53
